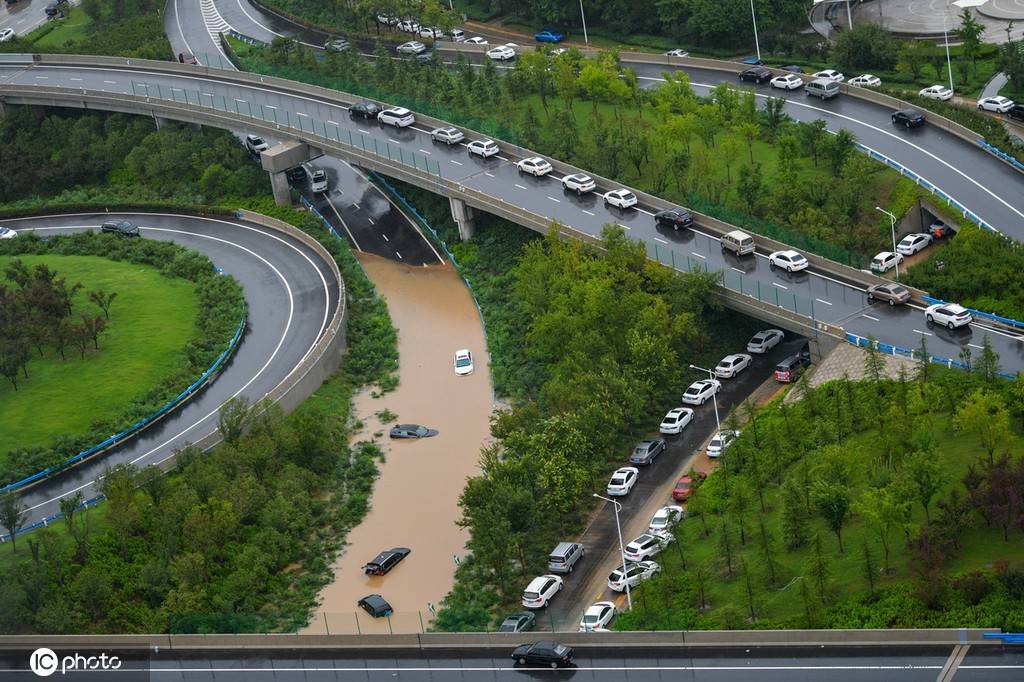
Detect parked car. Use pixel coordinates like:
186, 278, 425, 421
286, 166, 307, 184
654, 208, 693, 230
310, 169, 329, 193
978, 96, 1014, 113
919, 85, 953, 101
430, 126, 464, 145
867, 282, 912, 306
357, 594, 393, 617
812, 69, 844, 82
604, 188, 638, 209
377, 107, 415, 127
547, 541, 585, 574
659, 407, 694, 435
415, 51, 434, 63
562, 173, 596, 194
1008, 104, 1024, 122
707, 430, 740, 458
892, 109, 926, 128
665, 49, 689, 57
101, 220, 140, 237
578, 602, 616, 632
623, 532, 672, 562
774, 350, 810, 383
746, 329, 784, 354
350, 101, 383, 119
870, 251, 904, 274
324, 38, 350, 52
418, 26, 443, 39
396, 20, 419, 32
396, 41, 426, 55
782, 65, 806, 73
849, 74, 881, 87
389, 424, 437, 438
521, 575, 563, 609
607, 560, 660, 592
897, 232, 932, 256
499, 612, 536, 632
739, 67, 772, 84
929, 220, 953, 238
0, 227, 17, 240
682, 378, 721, 405
362, 547, 411, 575
453, 348, 474, 375
535, 29, 564, 43
487, 44, 517, 60
606, 466, 639, 496
464, 36, 488, 45
649, 505, 684, 533
0, 28, 16, 43
925, 302, 972, 329
629, 438, 666, 466
45, 0, 68, 17
768, 249, 809, 272
715, 353, 752, 379
517, 156, 553, 176
468, 139, 500, 157
672, 472, 705, 502
244, 134, 269, 155
770, 73, 804, 90
511, 641, 574, 668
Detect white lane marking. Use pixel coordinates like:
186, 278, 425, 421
484, 172, 495, 177
395, 251, 403, 260
358, 129, 370, 135
620, 224, 632, 230
296, 111, 308, 117
231, 0, 319, 48
654, 238, 668, 244
389, 138, 401, 144
381, 232, 389, 242
34, 76, 48, 79
450, 159, 463, 165
367, 217, 375, 225
103, 80, 116, 84
351, 203, 361, 210
327, 120, 337, 125
582, 210, 595, 216
862, 314, 880, 321
772, 282, 788, 290
515, 183, 528, 190
968, 342, 984, 349
69, 77, 83, 81
913, 328, 933, 336
691, 251, 706, 259
815, 298, 833, 306
418, 148, 432, 155
324, 197, 362, 251
731, 267, 745, 274
547, 196, 561, 203
264, 104, 276, 109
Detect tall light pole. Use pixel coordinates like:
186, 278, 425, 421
689, 365, 721, 434
943, 13, 955, 93
579, 0, 589, 44
749, 0, 761, 61
875, 206, 899, 281
593, 493, 631, 610
845, 0, 853, 31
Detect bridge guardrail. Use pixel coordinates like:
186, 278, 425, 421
921, 295, 1024, 333
845, 331, 1016, 380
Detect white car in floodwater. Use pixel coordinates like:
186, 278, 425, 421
454, 348, 474, 375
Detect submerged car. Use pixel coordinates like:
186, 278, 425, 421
388, 424, 437, 438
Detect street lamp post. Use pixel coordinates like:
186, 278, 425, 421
689, 364, 721, 434
579, 0, 589, 44
875, 206, 899, 281
593, 493, 631, 610
943, 13, 955, 94
846, 0, 853, 30
749, 0, 761, 62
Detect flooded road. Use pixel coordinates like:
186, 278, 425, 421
305, 254, 493, 635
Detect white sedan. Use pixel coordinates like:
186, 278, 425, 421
978, 96, 1015, 113
925, 302, 972, 329
848, 74, 881, 87
606, 467, 639, 496
715, 353, 752, 379
468, 139, 500, 157
604, 188, 638, 209
562, 173, 596, 194
897, 232, 932, 256
770, 74, 803, 90
464, 36, 488, 45
0, 226, 18, 239
396, 20, 420, 33
768, 249, 809, 272
707, 430, 740, 458
396, 40, 427, 55
0, 28, 15, 43
682, 378, 721, 405
649, 505, 684, 533
665, 49, 689, 57
607, 561, 660, 592
919, 85, 953, 101
578, 602, 617, 632
430, 126, 464, 145
812, 69, 844, 82
517, 156, 553, 176
454, 348, 474, 375
487, 44, 516, 60
659, 407, 694, 435
746, 329, 784, 354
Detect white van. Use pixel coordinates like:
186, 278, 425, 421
721, 229, 756, 256
805, 78, 840, 100
448, 28, 466, 42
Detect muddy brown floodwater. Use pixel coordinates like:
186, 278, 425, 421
304, 254, 493, 635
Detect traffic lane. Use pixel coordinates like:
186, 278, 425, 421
0, 0, 51, 36
958, 646, 1024, 680
0, 212, 336, 525
165, 0, 228, 67
543, 340, 802, 632
213, 0, 328, 47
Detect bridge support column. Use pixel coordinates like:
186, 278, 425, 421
269, 170, 291, 206
154, 116, 174, 130
449, 197, 476, 241
0, 101, 6, 119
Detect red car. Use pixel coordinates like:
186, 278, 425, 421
672, 472, 706, 502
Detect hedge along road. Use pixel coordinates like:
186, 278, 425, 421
0, 212, 339, 531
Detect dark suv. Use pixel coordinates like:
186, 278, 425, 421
1007, 104, 1024, 122
100, 220, 140, 237
362, 547, 411, 575
350, 101, 383, 119
655, 208, 693, 230
892, 109, 925, 128
629, 439, 666, 466
739, 67, 772, 84
45, 0, 68, 17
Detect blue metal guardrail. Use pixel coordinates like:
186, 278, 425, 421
921, 295, 1024, 333
0, 494, 104, 544
856, 142, 996, 233
983, 632, 1024, 644
844, 331, 1016, 380
0, 316, 247, 495
976, 139, 1024, 175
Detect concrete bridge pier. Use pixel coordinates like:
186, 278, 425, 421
0, 100, 6, 119
269, 171, 291, 206
449, 197, 476, 241
260, 140, 316, 207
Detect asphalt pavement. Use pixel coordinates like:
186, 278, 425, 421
0, 0, 57, 38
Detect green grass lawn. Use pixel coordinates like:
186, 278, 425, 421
0, 255, 198, 459
32, 8, 95, 48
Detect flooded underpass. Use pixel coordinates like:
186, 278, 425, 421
304, 254, 494, 634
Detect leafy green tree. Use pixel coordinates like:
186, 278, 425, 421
733, 122, 760, 164
853, 483, 910, 571
954, 389, 1011, 464
218, 396, 251, 446
781, 475, 810, 549
828, 129, 857, 176
799, 119, 828, 167
760, 97, 788, 141
813, 477, 852, 553
904, 449, 942, 520
805, 533, 832, 602
0, 491, 28, 552
975, 335, 1001, 384
863, 335, 886, 393
720, 136, 743, 183
831, 22, 898, 71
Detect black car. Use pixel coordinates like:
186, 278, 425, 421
739, 67, 772, 84
357, 594, 393, 617
350, 101, 383, 119
629, 438, 666, 466
389, 424, 438, 439
654, 208, 693, 230
499, 612, 536, 633
782, 65, 806, 73
286, 166, 307, 184
362, 547, 411, 575
1007, 104, 1024, 122
100, 220, 140, 237
45, 0, 68, 16
892, 109, 925, 128
511, 641, 574, 669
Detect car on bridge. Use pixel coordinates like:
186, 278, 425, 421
606, 466, 639, 496
350, 101, 383, 119
607, 560, 660, 591
511, 641, 574, 668
870, 251, 903, 274
101, 220, 140, 237
978, 96, 1015, 113
562, 173, 596, 194
746, 329, 784, 354
357, 594, 393, 617
517, 156, 553, 176
659, 407, 694, 435
897, 232, 932, 256
378, 107, 415, 127
535, 29, 564, 43
770, 73, 803, 90
468, 139, 500, 157
654, 208, 693, 230
715, 353, 752, 378
629, 438, 666, 466
578, 602, 616, 632
396, 41, 427, 55
430, 126, 465, 145
892, 109, 926, 128
0, 226, 18, 239
919, 84, 953, 101
738, 67, 772, 84
849, 74, 881, 87
362, 547, 411, 575
682, 378, 721, 405
521, 574, 563, 608
812, 69, 844, 82
925, 302, 972, 329
867, 282, 911, 306
604, 188, 638, 209
499, 612, 536, 632
768, 249, 809, 272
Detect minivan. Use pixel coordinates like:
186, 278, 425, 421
805, 78, 840, 100
547, 542, 585, 573
775, 349, 811, 383
447, 28, 466, 42
720, 229, 755, 256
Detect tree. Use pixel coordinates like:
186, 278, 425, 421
861, 541, 878, 596
218, 396, 251, 446
915, 336, 931, 383
805, 534, 832, 602
813, 478, 851, 553
781, 475, 810, 549
954, 389, 1011, 464
975, 335, 1001, 384
799, 119, 828, 167
1000, 38, 1024, 90
720, 136, 742, 183
740, 557, 758, 621
828, 129, 857, 176
516, 50, 553, 112
863, 335, 886, 392
733, 121, 760, 164
955, 9, 985, 73
904, 449, 942, 520
760, 97, 788, 141
831, 22, 899, 71
718, 520, 736, 577
898, 40, 927, 80
853, 484, 910, 572
757, 517, 779, 587
0, 491, 28, 552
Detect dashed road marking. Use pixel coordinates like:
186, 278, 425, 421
654, 238, 668, 244
815, 298, 833, 306
547, 196, 561, 203
862, 314, 880, 321
913, 328, 932, 336
582, 210, 595, 216
419, 149, 432, 155
381, 233, 389, 242
450, 159, 463, 165
515, 183, 528, 190
772, 282, 787, 290
691, 252, 706, 260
